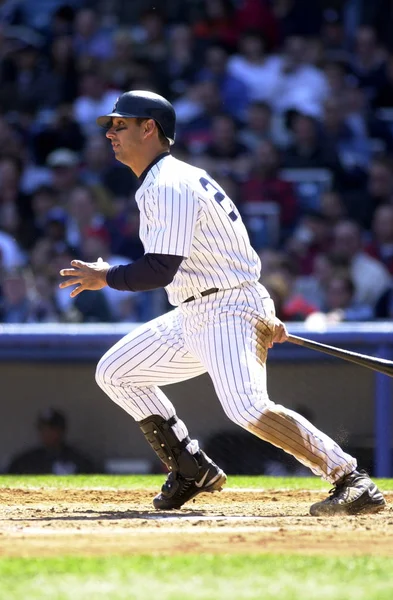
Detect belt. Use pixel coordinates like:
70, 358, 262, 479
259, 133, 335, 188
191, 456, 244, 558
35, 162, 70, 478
183, 288, 219, 303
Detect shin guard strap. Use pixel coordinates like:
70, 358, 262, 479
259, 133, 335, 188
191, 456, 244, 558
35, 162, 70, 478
139, 415, 199, 477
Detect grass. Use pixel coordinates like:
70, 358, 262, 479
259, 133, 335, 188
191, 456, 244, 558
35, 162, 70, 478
0, 475, 392, 600
0, 555, 392, 600
0, 474, 392, 491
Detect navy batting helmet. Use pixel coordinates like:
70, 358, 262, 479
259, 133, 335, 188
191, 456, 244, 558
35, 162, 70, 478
96, 90, 176, 145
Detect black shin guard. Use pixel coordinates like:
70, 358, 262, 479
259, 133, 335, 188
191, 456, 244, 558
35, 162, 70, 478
139, 415, 199, 478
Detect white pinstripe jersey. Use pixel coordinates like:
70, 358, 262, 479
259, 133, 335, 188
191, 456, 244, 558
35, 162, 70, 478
135, 154, 261, 305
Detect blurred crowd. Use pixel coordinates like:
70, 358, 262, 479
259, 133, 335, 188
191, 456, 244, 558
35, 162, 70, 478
1, 0, 393, 324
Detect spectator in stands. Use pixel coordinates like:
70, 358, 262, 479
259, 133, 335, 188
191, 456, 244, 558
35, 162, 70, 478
239, 100, 286, 150
350, 26, 386, 102
17, 0, 82, 32
0, 0, 25, 26
374, 283, 393, 319
344, 155, 393, 228
64, 184, 107, 253
305, 272, 373, 326
193, 0, 240, 52
33, 104, 86, 165
80, 226, 142, 322
322, 96, 371, 174
374, 52, 393, 108
0, 228, 25, 272
53, 239, 113, 323
134, 7, 168, 65
196, 44, 249, 120
215, 171, 241, 205
28, 271, 60, 322
264, 259, 318, 322
320, 10, 348, 59
30, 184, 57, 237
0, 31, 51, 112
176, 80, 224, 151
234, 0, 279, 50
324, 59, 352, 100
40, 207, 69, 253
227, 29, 278, 103
102, 28, 138, 90
367, 155, 393, 209
73, 7, 113, 61
46, 4, 76, 40
319, 189, 347, 226
240, 101, 271, 150
170, 81, 206, 127
266, 35, 329, 114
258, 247, 288, 274
30, 236, 56, 276
295, 251, 348, 311
69, 286, 114, 323
239, 140, 298, 238
165, 24, 198, 101
81, 132, 108, 180
0, 154, 36, 250
306, 36, 325, 71
7, 408, 96, 474
46, 35, 79, 107
0, 268, 34, 323
203, 113, 251, 178
0, 116, 25, 163
332, 219, 391, 306
365, 204, 393, 274
343, 83, 393, 155
271, 0, 323, 42
263, 272, 288, 321
285, 211, 333, 275
73, 70, 120, 136
46, 147, 82, 203
282, 110, 342, 180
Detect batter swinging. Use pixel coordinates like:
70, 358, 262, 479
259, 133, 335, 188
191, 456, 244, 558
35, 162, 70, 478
59, 91, 385, 516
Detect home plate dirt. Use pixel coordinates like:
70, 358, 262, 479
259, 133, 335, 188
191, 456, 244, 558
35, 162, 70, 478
0, 488, 392, 557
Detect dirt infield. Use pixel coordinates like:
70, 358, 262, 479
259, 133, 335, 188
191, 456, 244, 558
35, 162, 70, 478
0, 488, 392, 557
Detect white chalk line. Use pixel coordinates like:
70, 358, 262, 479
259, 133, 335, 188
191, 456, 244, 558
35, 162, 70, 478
8, 524, 284, 537
0, 487, 321, 493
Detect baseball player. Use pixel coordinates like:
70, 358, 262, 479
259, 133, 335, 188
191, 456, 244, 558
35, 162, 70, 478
59, 90, 385, 516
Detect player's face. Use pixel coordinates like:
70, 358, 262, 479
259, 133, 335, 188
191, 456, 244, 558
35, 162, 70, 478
105, 117, 144, 164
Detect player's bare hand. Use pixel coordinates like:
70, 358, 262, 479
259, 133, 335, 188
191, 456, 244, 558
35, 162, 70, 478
59, 257, 111, 298
271, 317, 288, 346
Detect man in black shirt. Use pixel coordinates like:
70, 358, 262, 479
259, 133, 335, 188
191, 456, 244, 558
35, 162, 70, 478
7, 408, 96, 475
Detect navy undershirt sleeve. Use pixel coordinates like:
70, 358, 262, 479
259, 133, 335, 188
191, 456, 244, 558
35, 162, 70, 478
105, 253, 184, 292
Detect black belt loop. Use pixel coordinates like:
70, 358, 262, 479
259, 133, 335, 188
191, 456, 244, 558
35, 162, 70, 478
183, 288, 219, 303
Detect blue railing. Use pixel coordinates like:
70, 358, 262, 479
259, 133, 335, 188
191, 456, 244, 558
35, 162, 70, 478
0, 322, 391, 476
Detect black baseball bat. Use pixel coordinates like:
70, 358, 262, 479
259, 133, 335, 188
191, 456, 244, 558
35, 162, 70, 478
287, 334, 393, 378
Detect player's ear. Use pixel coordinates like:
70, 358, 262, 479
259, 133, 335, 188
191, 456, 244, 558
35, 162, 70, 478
143, 119, 156, 140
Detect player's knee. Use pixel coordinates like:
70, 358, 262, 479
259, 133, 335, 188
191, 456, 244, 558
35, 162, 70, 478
222, 394, 272, 428
95, 357, 107, 391
95, 352, 142, 390
95, 355, 121, 391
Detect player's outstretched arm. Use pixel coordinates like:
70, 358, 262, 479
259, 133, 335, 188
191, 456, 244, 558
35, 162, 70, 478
59, 257, 110, 298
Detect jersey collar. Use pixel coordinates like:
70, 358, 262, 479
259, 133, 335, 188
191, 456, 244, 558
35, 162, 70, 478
138, 152, 170, 184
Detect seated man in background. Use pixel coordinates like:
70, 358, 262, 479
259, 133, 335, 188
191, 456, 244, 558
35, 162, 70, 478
7, 408, 97, 475
305, 273, 373, 327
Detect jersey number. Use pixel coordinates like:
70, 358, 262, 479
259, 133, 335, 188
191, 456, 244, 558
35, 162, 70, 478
199, 176, 238, 222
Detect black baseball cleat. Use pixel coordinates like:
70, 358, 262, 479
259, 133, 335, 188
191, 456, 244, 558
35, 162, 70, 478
310, 470, 386, 516
153, 450, 227, 510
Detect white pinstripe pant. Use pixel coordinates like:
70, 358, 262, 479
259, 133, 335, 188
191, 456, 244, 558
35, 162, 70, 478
96, 281, 356, 483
